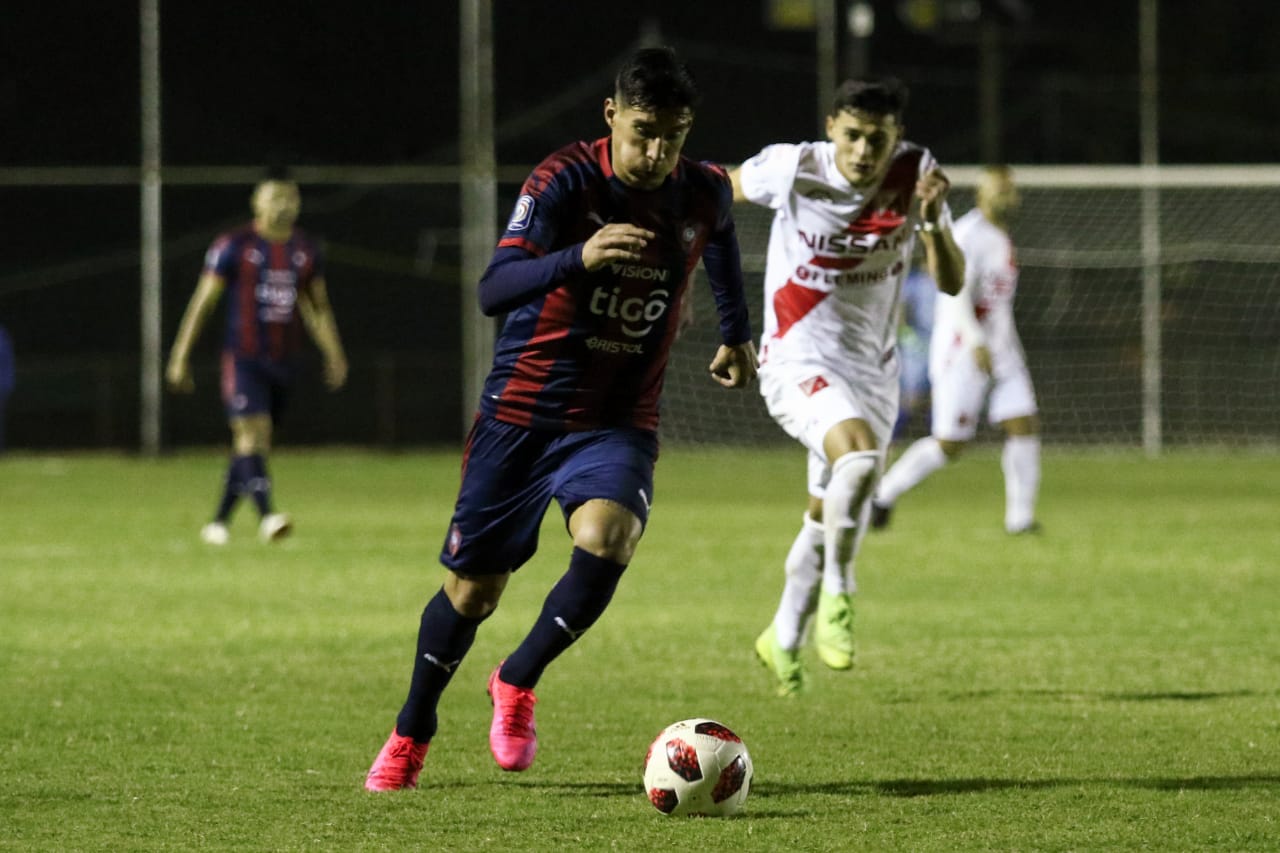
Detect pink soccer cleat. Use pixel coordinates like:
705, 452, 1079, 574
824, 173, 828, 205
364, 729, 430, 791
487, 664, 538, 771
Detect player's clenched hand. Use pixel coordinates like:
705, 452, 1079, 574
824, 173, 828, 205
708, 341, 759, 388
166, 358, 194, 394
581, 223, 655, 272
915, 167, 951, 224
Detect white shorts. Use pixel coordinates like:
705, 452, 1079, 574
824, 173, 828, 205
929, 353, 1038, 442
760, 362, 896, 498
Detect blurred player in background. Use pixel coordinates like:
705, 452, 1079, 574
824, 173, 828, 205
730, 77, 964, 696
872, 166, 1040, 534
894, 264, 936, 438
165, 171, 348, 545
365, 46, 758, 791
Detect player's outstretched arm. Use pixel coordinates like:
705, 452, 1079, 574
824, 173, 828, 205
708, 341, 759, 389
165, 273, 224, 393
915, 168, 965, 296
298, 277, 349, 390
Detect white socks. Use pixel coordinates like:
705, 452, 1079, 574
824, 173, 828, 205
772, 515, 824, 650
874, 433, 1040, 531
1002, 435, 1041, 532
771, 451, 883, 650
876, 436, 947, 506
821, 451, 878, 597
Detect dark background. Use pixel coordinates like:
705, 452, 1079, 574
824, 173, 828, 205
6, 1, 1279, 167
1, 1, 1277, 448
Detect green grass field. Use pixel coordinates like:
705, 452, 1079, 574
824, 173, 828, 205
2, 447, 1278, 851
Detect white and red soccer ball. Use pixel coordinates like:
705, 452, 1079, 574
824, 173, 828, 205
642, 718, 753, 817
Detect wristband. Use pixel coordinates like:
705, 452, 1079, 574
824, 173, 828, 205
918, 207, 953, 234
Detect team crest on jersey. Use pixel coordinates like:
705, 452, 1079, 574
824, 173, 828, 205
292, 250, 309, 267
507, 194, 535, 231
681, 225, 697, 244
798, 375, 829, 396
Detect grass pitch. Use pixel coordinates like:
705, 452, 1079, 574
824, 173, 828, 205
2, 447, 1278, 851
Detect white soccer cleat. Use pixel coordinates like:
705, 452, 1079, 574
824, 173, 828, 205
258, 512, 293, 543
200, 522, 230, 546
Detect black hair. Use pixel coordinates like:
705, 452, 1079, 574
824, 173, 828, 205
830, 77, 909, 121
614, 46, 700, 113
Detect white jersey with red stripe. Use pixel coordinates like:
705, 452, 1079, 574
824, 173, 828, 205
738, 140, 946, 382
931, 207, 1025, 379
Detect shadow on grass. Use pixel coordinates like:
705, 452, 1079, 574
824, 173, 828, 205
754, 774, 1280, 798
503, 774, 1280, 801
935, 688, 1267, 703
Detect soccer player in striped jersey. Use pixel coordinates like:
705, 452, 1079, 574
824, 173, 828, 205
872, 166, 1041, 534
365, 46, 758, 791
166, 173, 348, 545
731, 77, 965, 696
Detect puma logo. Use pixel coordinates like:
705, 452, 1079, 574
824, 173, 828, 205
422, 652, 461, 673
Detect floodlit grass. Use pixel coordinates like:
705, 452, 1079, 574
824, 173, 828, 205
2, 447, 1278, 851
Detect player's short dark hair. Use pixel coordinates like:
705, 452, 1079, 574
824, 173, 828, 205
614, 46, 700, 113
831, 77, 909, 121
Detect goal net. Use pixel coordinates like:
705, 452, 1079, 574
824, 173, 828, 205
659, 165, 1280, 450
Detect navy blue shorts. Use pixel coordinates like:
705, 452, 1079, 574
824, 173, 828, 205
440, 415, 659, 575
221, 353, 295, 422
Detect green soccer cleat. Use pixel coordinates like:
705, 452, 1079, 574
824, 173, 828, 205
815, 590, 855, 670
754, 624, 806, 697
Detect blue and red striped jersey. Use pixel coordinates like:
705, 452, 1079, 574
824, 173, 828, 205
203, 225, 323, 362
479, 137, 751, 432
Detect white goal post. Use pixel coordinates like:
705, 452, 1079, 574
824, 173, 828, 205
660, 164, 1280, 452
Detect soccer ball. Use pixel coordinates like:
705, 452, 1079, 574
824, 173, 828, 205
642, 718, 753, 817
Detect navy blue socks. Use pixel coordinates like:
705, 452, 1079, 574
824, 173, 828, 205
396, 588, 486, 743
500, 547, 628, 689
214, 454, 273, 522
243, 454, 272, 516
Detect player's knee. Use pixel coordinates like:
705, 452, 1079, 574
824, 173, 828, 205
444, 574, 505, 619
1002, 414, 1039, 436
230, 416, 272, 455
572, 520, 640, 565
829, 450, 879, 506
569, 501, 642, 564
234, 437, 270, 456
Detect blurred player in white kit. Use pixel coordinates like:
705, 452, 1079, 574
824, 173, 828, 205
871, 165, 1041, 535
730, 77, 965, 696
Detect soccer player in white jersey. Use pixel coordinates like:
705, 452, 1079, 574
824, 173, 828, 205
730, 77, 964, 696
872, 166, 1041, 534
